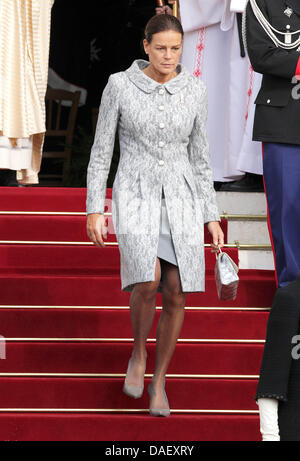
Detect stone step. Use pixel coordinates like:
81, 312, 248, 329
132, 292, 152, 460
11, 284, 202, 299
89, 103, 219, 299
228, 221, 270, 245
215, 192, 274, 270
239, 250, 274, 271
217, 192, 267, 216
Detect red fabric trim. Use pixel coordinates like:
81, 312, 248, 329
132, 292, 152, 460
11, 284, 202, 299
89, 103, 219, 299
244, 65, 254, 129
295, 56, 300, 80
262, 143, 278, 288
193, 28, 206, 78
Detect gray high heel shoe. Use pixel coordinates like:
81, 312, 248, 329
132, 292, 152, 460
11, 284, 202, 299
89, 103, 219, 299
123, 356, 146, 399
148, 380, 170, 417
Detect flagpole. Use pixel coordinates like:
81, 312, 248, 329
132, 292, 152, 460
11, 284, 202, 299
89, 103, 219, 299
172, 0, 179, 18
156, 0, 179, 18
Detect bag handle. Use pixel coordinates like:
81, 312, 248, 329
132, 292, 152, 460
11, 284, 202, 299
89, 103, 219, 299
215, 245, 239, 273
215, 244, 223, 260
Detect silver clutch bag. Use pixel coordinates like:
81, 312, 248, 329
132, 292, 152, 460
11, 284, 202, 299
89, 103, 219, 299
214, 246, 239, 301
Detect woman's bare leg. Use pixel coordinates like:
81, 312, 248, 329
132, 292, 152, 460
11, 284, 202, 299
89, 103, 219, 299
124, 257, 161, 387
150, 259, 186, 409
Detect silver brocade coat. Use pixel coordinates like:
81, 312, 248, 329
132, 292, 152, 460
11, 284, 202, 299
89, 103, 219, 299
86, 59, 220, 293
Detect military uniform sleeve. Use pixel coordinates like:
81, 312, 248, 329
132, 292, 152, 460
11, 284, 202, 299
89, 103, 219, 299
245, 0, 300, 79
86, 74, 120, 216
187, 81, 220, 224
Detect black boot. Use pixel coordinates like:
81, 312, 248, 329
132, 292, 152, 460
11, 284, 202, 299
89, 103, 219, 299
0, 169, 18, 186
219, 173, 264, 192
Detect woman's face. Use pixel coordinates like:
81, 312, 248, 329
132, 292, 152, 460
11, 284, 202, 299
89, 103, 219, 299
143, 30, 183, 76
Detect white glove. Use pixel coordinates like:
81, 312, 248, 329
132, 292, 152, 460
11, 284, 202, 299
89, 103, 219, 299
257, 398, 280, 441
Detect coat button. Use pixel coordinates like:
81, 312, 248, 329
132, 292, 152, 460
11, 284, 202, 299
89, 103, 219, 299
159, 141, 164, 147
159, 105, 164, 111
159, 122, 165, 129
158, 88, 164, 95
267, 99, 271, 103
158, 160, 164, 166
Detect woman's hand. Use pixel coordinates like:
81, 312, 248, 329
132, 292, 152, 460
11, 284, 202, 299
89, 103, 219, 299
206, 221, 224, 253
86, 213, 108, 249
155, 1, 175, 15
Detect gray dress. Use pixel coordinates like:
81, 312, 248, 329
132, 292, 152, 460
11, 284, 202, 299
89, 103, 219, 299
86, 59, 220, 293
157, 187, 178, 267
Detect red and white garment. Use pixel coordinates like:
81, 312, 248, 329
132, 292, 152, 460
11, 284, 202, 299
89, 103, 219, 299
180, 0, 263, 181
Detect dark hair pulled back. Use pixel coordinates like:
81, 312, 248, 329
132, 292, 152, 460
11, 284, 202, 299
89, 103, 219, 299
144, 14, 184, 44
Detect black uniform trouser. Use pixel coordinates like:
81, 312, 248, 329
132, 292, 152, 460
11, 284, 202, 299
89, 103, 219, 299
255, 277, 300, 441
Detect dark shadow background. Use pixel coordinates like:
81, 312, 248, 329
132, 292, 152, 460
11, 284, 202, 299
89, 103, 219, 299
41, 0, 156, 186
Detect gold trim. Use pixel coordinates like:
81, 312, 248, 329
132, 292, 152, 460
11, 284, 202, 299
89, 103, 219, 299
3, 337, 265, 343
221, 213, 267, 221
234, 242, 272, 250
0, 240, 272, 249
0, 408, 259, 414
0, 210, 267, 221
0, 240, 116, 245
0, 305, 270, 311
0, 373, 259, 379
0, 211, 87, 216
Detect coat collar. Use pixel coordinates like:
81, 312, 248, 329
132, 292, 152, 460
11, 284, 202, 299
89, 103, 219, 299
125, 59, 190, 94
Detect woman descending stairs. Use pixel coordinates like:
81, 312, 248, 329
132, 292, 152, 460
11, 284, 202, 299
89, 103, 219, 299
0, 187, 276, 441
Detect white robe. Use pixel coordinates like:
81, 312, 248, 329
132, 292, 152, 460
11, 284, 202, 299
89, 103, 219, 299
180, 0, 263, 181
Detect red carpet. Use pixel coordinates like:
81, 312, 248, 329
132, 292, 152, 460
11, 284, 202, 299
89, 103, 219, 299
0, 245, 237, 274
0, 414, 259, 441
0, 270, 275, 307
0, 187, 276, 441
0, 378, 258, 410
0, 215, 228, 244
0, 342, 264, 375
0, 309, 268, 339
